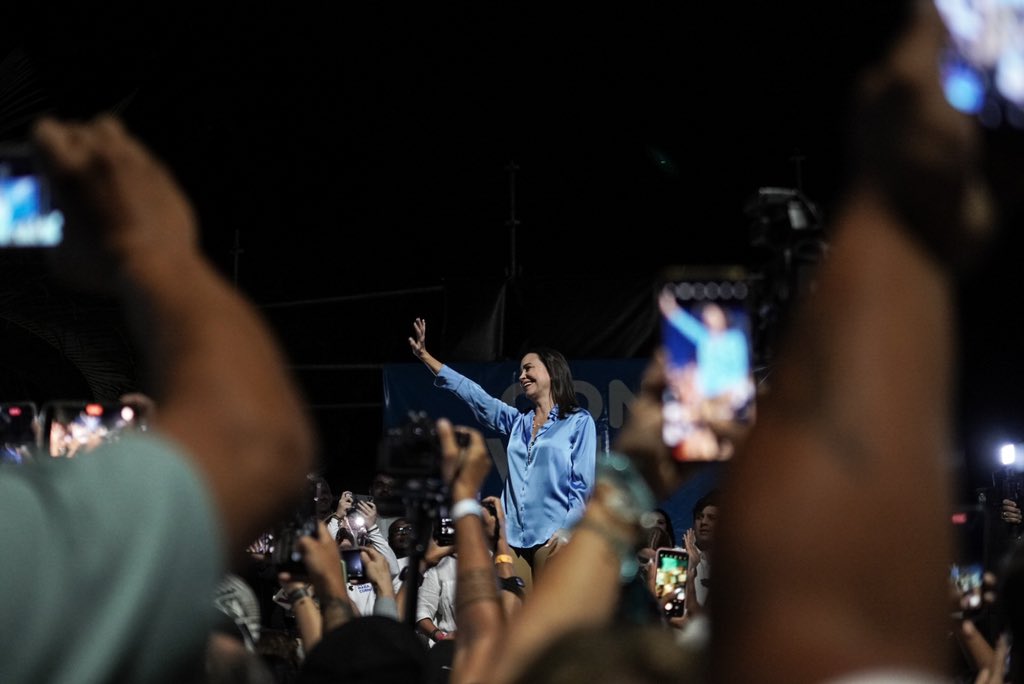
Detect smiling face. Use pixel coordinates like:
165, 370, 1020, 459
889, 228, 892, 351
519, 353, 552, 405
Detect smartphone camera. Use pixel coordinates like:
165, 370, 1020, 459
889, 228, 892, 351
0, 144, 63, 248
41, 400, 144, 458
342, 547, 366, 582
345, 493, 375, 527
950, 505, 988, 616
655, 547, 688, 617
271, 515, 318, 577
658, 266, 756, 462
0, 401, 40, 465
434, 516, 455, 547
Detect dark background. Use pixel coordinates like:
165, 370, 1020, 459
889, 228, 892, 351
1, 3, 1022, 502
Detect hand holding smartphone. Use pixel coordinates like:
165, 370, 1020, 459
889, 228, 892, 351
434, 516, 455, 547
41, 400, 145, 458
341, 547, 366, 582
655, 547, 688, 617
950, 505, 988, 616
659, 266, 756, 462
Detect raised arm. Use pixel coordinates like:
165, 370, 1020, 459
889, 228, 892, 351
711, 4, 994, 681
409, 317, 444, 375
357, 501, 400, 577
32, 116, 316, 561
412, 316, 520, 435
439, 420, 506, 684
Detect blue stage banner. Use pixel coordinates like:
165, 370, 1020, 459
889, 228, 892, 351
382, 359, 722, 544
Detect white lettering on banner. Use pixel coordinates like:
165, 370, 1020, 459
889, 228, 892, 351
608, 379, 637, 429
573, 381, 603, 423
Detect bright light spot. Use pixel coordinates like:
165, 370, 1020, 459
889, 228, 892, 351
996, 49, 1024, 105
85, 403, 103, 417
121, 406, 135, 422
8, 406, 21, 417
1001, 442, 1017, 465
942, 62, 986, 113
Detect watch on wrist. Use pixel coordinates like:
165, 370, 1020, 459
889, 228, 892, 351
499, 575, 526, 599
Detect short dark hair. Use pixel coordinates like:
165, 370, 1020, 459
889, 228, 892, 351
692, 489, 720, 522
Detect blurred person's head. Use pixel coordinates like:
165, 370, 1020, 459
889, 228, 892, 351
370, 472, 394, 501
297, 616, 427, 684
636, 527, 673, 587
693, 489, 720, 551
701, 303, 728, 333
651, 508, 676, 546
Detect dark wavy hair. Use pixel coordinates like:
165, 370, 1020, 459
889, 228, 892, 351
525, 347, 581, 417
692, 489, 720, 522
653, 508, 676, 547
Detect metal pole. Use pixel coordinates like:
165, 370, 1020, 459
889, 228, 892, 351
505, 161, 520, 280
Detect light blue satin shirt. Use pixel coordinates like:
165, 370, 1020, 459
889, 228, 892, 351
435, 365, 597, 548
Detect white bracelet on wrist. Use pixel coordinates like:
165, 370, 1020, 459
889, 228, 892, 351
451, 498, 483, 521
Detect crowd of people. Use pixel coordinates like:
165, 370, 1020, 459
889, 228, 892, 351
6, 1, 1024, 682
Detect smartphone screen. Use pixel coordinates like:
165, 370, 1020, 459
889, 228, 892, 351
0, 402, 39, 464
658, 266, 756, 461
342, 547, 366, 582
655, 547, 688, 617
42, 401, 144, 458
0, 146, 63, 247
434, 517, 455, 547
934, 0, 1024, 128
950, 505, 988, 614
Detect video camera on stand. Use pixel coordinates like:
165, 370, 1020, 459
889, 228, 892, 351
375, 411, 458, 626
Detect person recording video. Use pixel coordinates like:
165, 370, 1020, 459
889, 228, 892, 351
0, 115, 316, 682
